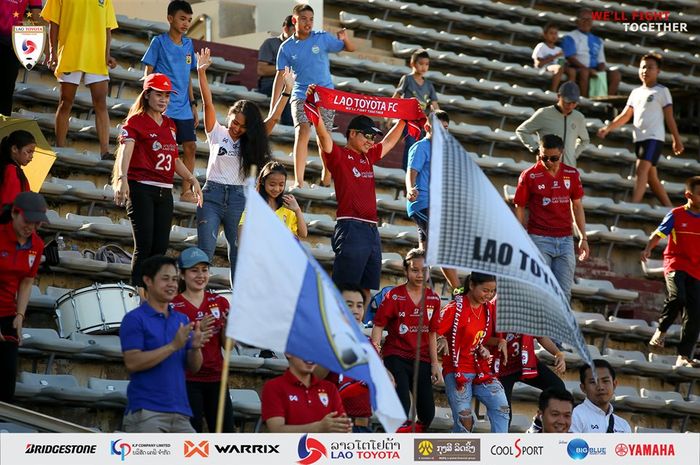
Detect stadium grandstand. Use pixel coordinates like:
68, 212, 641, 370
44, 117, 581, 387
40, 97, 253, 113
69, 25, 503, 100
1, 0, 699, 434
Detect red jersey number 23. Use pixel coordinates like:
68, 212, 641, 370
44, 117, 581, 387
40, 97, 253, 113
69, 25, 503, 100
155, 153, 172, 171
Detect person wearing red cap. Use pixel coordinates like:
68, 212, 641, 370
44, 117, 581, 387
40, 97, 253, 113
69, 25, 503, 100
113, 73, 203, 289
0, 192, 47, 402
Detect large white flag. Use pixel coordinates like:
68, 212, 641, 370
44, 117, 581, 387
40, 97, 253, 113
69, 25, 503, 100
227, 181, 406, 433
427, 120, 592, 366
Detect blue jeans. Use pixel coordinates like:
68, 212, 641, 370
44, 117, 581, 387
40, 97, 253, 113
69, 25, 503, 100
529, 234, 576, 302
444, 372, 509, 433
196, 182, 245, 286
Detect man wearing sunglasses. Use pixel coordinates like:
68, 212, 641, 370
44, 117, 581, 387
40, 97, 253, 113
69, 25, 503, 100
514, 134, 589, 303
314, 112, 406, 302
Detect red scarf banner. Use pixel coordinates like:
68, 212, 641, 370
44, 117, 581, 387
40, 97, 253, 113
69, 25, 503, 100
304, 86, 426, 138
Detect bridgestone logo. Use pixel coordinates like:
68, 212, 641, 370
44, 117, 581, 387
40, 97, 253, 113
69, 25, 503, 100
26, 444, 97, 454
214, 444, 280, 454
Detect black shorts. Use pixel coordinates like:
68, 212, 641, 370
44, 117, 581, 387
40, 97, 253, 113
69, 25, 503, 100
635, 139, 664, 166
331, 219, 382, 290
171, 117, 197, 143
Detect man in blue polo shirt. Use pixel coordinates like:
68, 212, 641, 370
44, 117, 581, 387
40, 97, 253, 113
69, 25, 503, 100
271, 3, 355, 188
120, 255, 212, 433
142, 1, 199, 202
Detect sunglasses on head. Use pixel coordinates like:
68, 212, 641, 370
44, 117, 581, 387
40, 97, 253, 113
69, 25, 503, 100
541, 156, 560, 163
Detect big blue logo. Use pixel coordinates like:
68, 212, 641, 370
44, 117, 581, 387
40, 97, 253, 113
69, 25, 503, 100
567, 439, 589, 460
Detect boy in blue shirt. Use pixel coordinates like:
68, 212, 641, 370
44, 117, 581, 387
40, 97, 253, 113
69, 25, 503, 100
271, 3, 355, 188
405, 110, 458, 288
142, 1, 198, 202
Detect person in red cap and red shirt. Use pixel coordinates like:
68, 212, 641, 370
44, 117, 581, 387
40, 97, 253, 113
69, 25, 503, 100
0, 191, 47, 402
262, 354, 352, 433
372, 248, 442, 433
113, 73, 203, 289
514, 134, 589, 303
311, 98, 406, 302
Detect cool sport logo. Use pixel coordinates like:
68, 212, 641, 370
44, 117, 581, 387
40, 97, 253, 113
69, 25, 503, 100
22, 39, 37, 55
298, 434, 327, 465
111, 440, 132, 461
567, 439, 606, 460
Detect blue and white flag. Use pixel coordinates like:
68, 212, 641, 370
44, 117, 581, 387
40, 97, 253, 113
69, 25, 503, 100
427, 118, 593, 368
227, 180, 406, 433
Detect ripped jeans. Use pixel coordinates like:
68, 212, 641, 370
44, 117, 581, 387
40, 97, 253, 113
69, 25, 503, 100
444, 372, 510, 433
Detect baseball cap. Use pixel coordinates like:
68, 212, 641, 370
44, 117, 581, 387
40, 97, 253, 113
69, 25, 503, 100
178, 247, 212, 269
558, 81, 580, 103
13, 191, 49, 223
347, 115, 383, 136
143, 73, 177, 93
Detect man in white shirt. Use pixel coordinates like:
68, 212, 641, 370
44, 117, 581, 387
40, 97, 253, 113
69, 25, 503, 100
571, 359, 631, 433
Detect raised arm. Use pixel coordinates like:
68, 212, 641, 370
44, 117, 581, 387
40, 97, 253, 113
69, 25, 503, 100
195, 48, 217, 134
264, 67, 295, 134
336, 28, 356, 52
379, 119, 407, 158
308, 85, 334, 154
269, 70, 286, 118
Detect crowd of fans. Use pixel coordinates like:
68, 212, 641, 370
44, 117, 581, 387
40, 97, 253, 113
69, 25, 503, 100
0, 0, 698, 435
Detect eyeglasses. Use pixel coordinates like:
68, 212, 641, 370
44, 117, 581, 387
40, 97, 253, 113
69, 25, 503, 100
541, 156, 561, 163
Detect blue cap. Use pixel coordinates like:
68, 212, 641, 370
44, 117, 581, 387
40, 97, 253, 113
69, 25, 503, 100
178, 247, 212, 269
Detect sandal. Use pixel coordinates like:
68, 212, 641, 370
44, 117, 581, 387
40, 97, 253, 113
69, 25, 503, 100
649, 329, 665, 348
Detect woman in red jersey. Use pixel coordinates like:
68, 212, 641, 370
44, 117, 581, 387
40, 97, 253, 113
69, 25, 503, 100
172, 246, 235, 432
0, 192, 47, 402
0, 130, 35, 207
371, 248, 441, 432
430, 272, 510, 433
113, 73, 202, 288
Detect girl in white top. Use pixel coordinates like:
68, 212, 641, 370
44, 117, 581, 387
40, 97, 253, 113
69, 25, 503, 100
195, 48, 294, 285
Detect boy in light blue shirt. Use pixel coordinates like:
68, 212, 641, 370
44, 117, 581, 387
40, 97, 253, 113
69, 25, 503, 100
271, 3, 355, 188
405, 110, 458, 288
142, 0, 198, 202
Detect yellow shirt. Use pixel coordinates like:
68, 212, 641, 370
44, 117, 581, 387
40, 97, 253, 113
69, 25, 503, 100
41, 0, 118, 76
240, 206, 298, 236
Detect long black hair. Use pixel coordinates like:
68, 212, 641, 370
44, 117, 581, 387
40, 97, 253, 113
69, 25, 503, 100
227, 100, 271, 177
0, 130, 34, 193
256, 161, 287, 210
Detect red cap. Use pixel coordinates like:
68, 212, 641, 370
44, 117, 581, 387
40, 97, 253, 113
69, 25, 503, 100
142, 73, 177, 93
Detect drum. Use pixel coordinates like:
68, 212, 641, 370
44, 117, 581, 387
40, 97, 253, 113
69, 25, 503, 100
55, 283, 139, 337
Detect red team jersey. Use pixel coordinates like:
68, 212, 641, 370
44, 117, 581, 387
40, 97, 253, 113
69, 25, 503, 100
119, 113, 179, 185
514, 161, 584, 237
373, 284, 441, 363
261, 370, 346, 425
0, 222, 44, 318
430, 299, 492, 375
171, 292, 229, 382
656, 205, 700, 280
322, 142, 383, 223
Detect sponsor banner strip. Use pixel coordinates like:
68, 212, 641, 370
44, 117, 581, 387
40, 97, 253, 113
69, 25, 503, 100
1, 433, 698, 464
